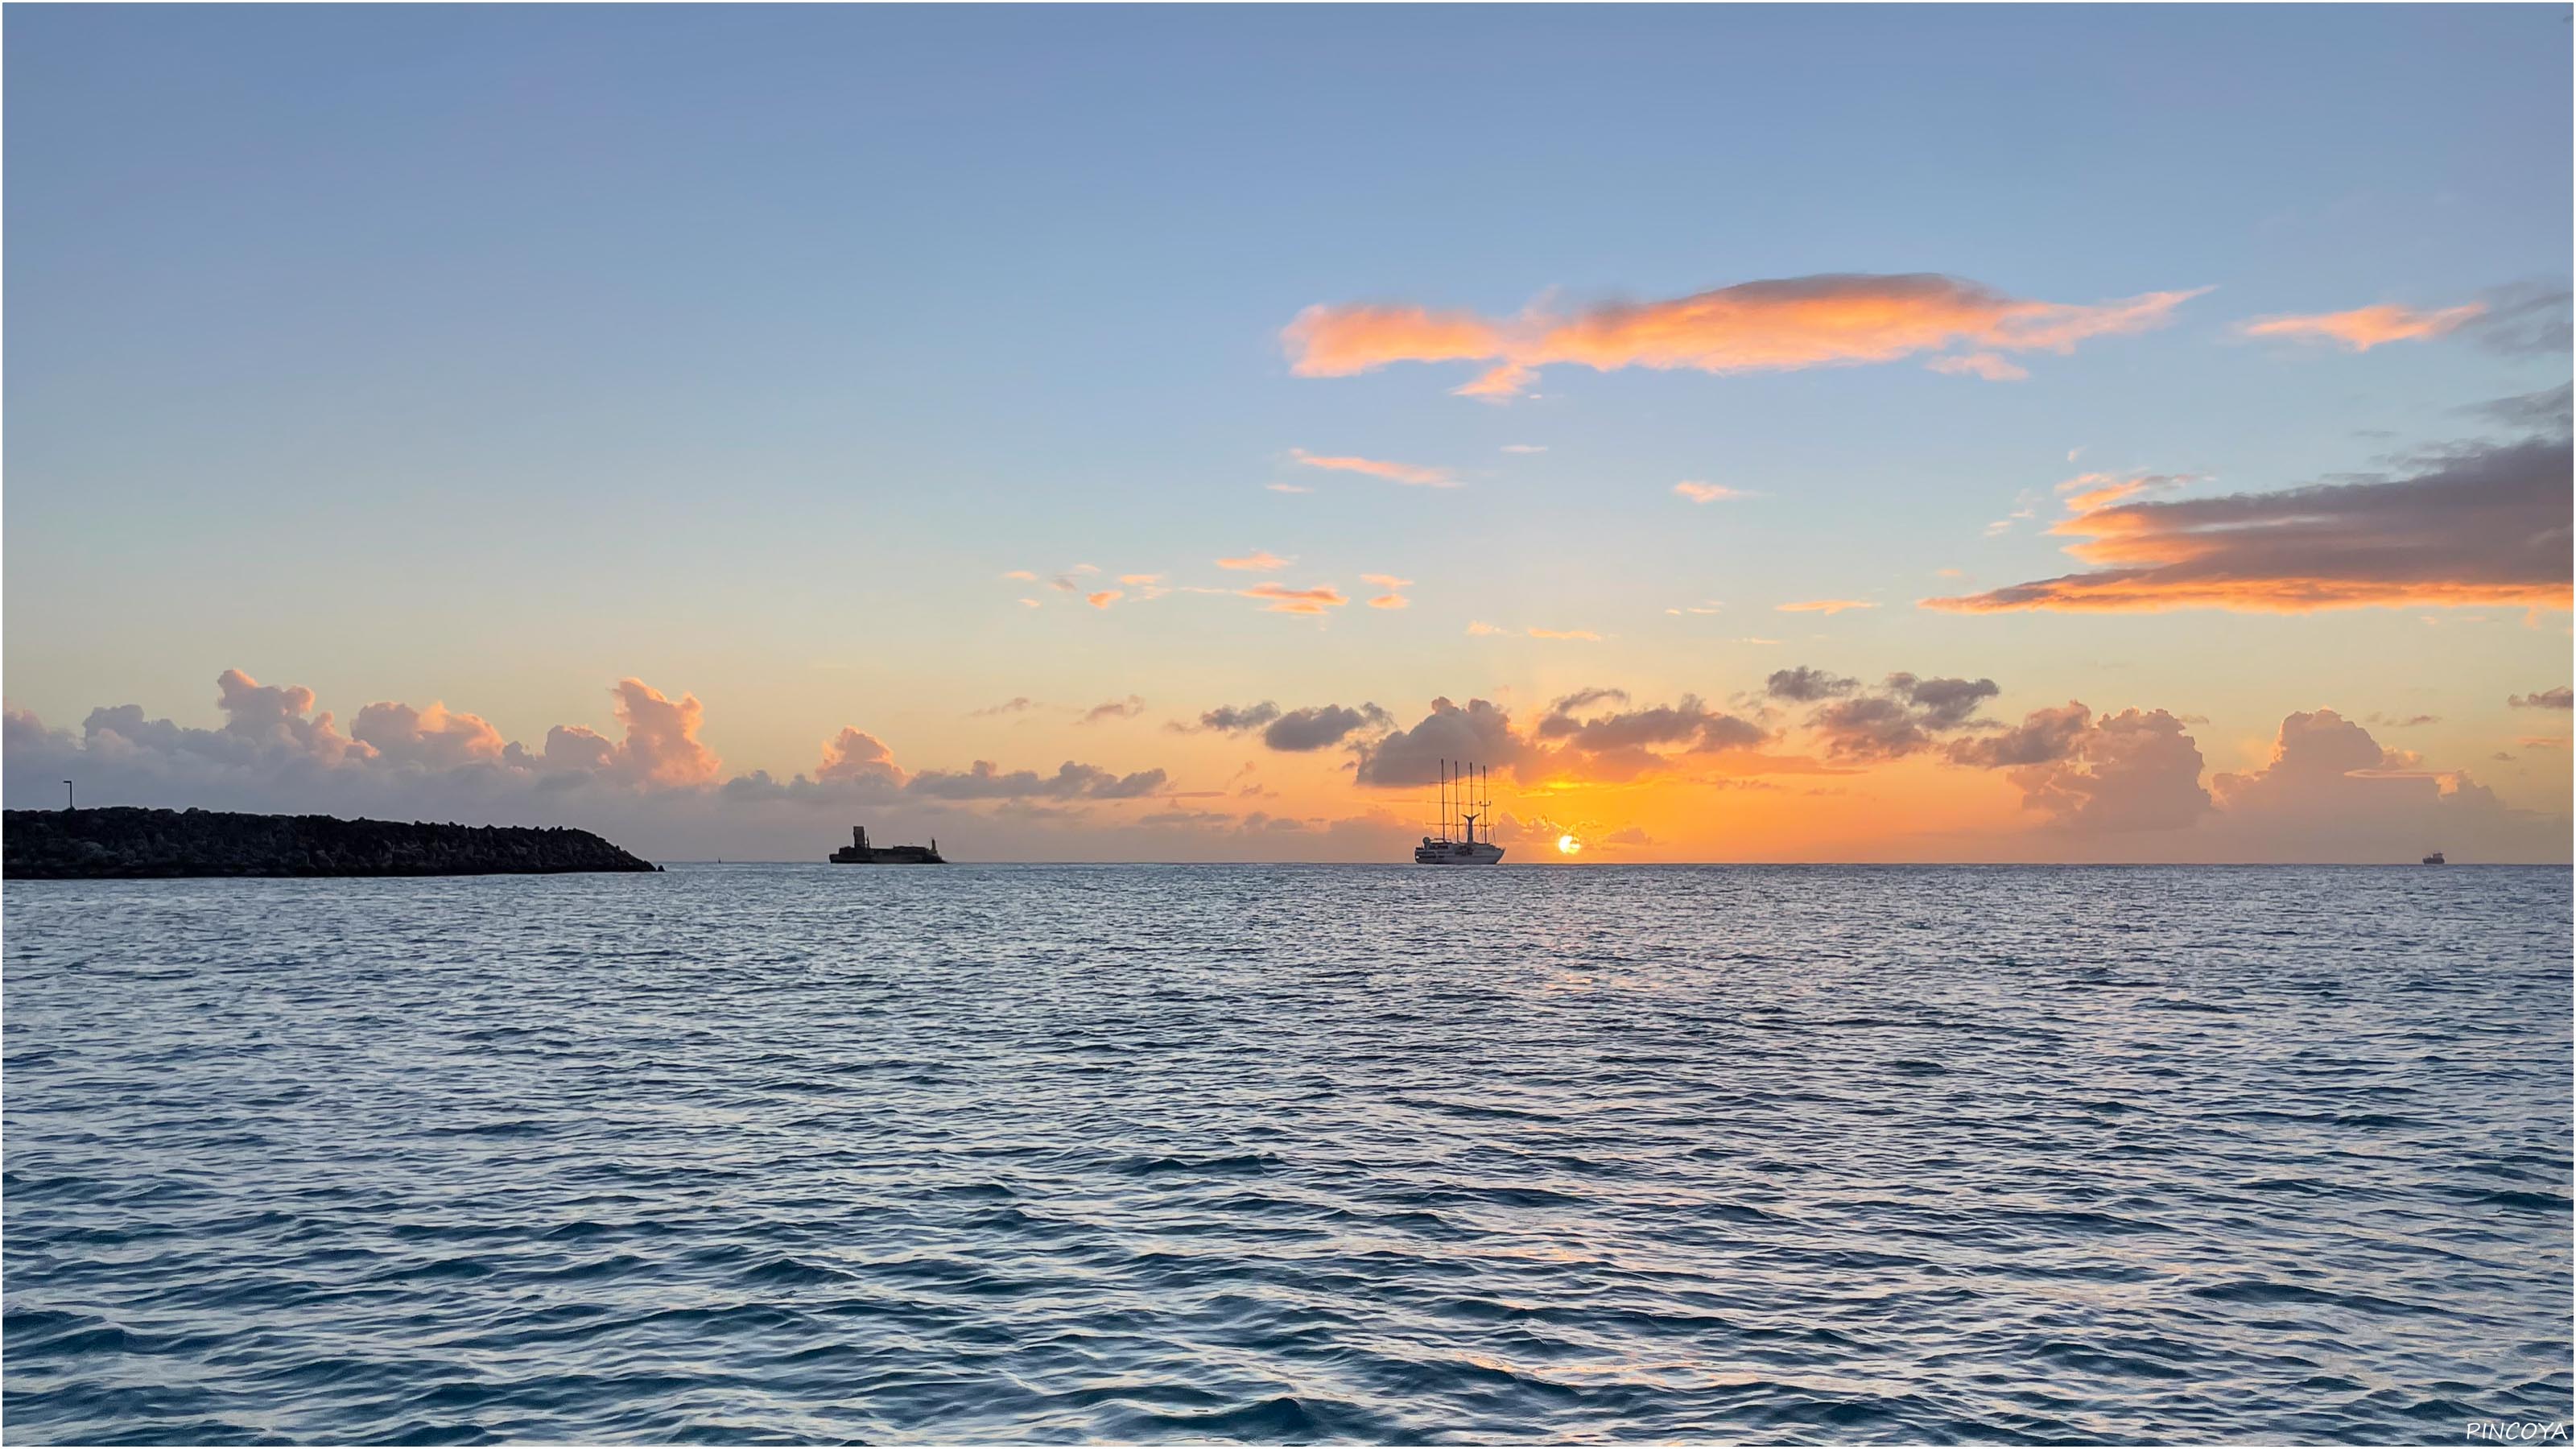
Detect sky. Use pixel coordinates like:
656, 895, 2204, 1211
5, 5, 2570, 862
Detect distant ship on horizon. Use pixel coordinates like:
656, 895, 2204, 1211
1416, 760, 1505, 865
831, 825, 945, 865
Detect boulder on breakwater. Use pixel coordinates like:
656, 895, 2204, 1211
3, 807, 660, 878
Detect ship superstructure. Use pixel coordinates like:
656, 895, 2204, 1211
1414, 760, 1505, 865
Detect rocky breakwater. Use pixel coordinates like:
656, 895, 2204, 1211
4, 807, 660, 877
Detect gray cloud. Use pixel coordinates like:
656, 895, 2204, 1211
1080, 696, 1146, 724
905, 760, 1167, 801
1810, 674, 1999, 759
2458, 283, 2574, 359
1352, 697, 1521, 786
2471, 382, 2573, 436
1183, 702, 1283, 734
1765, 667, 1858, 702
1261, 704, 1393, 752
1927, 436, 2574, 613
2509, 687, 2573, 710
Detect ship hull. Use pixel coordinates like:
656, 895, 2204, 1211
1414, 844, 1505, 865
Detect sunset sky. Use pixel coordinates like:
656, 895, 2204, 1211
6, 6, 2570, 861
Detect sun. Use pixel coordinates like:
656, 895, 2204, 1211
1557, 834, 1583, 855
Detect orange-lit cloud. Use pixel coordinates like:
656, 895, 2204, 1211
2055, 471, 2198, 511
1266, 482, 1312, 494
350, 700, 506, 770
1290, 449, 1458, 487
816, 726, 906, 790
1118, 573, 1162, 586
1673, 481, 1755, 503
1368, 594, 1410, 609
1241, 582, 1348, 615
1284, 273, 2206, 399
2238, 301, 2484, 351
1085, 590, 1124, 609
1926, 436, 2574, 613
1777, 599, 1877, 614
1216, 551, 1292, 572
608, 679, 722, 786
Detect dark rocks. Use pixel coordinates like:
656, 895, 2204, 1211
3, 807, 659, 878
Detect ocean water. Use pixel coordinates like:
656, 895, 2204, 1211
4, 864, 2570, 1443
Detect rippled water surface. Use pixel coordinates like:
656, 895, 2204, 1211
6, 865, 2571, 1443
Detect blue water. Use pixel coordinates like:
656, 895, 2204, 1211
5, 865, 2570, 1443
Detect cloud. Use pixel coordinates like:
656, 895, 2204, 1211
1118, 574, 1162, 587
1216, 551, 1292, 572
1240, 582, 1348, 615
1080, 696, 1145, 724
1526, 626, 1601, 641
2363, 712, 2441, 729
906, 760, 1168, 801
1529, 688, 1767, 781
2475, 383, 2574, 435
1289, 449, 1457, 488
1806, 672, 1999, 760
1282, 273, 2205, 398
1501, 444, 1547, 454
605, 679, 722, 787
1944, 701, 2094, 769
1262, 704, 1394, 753
1966, 704, 2214, 832
1360, 573, 1414, 588
2056, 471, 2197, 510
815, 728, 907, 793
1368, 594, 1410, 609
2199, 708, 2557, 859
1777, 599, 1877, 614
1765, 667, 1860, 702
1085, 590, 1124, 609
1352, 697, 1523, 786
1266, 483, 1312, 494
1187, 703, 1283, 735
972, 697, 1039, 716
1674, 481, 1756, 503
1002, 570, 1038, 581
349, 700, 506, 771
1465, 621, 1505, 635
2510, 687, 2574, 710
2239, 301, 2486, 351
1927, 352, 2029, 382
1925, 436, 2574, 613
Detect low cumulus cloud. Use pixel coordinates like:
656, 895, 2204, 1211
1528, 687, 1767, 782
2509, 687, 2574, 710
1803, 671, 2000, 760
6, 671, 1178, 857
906, 760, 1167, 801
1179, 700, 1392, 753
1352, 698, 1522, 786
1765, 667, 1860, 703
1950, 703, 2214, 832
1926, 436, 2574, 613
1283, 272, 2205, 400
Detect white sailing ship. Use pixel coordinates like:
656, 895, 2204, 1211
1414, 760, 1505, 865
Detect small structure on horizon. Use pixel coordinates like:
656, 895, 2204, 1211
830, 825, 945, 865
